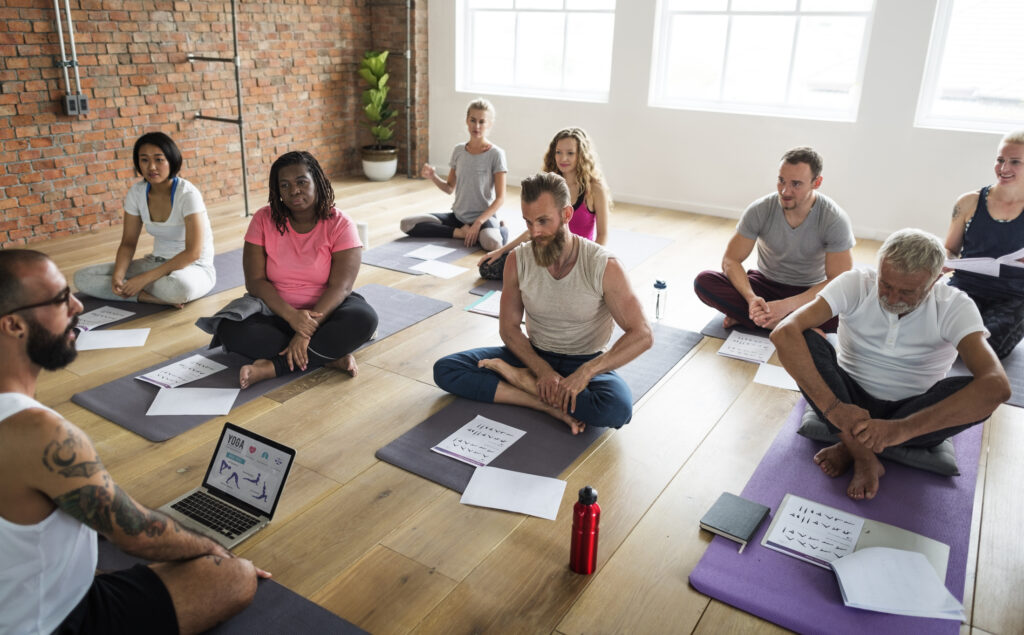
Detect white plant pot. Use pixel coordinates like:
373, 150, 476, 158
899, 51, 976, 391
361, 146, 398, 181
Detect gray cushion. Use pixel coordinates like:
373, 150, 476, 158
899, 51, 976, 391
797, 404, 960, 476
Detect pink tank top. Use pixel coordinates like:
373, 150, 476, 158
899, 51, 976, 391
567, 190, 596, 241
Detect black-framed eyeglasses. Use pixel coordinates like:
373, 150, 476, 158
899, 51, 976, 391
3, 286, 72, 316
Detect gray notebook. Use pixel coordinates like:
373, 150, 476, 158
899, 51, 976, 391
700, 492, 770, 553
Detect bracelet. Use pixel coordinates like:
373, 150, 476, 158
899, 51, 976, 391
822, 397, 842, 418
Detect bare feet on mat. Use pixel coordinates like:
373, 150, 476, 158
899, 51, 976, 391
722, 315, 738, 328
325, 353, 358, 377
139, 290, 184, 309
847, 454, 886, 500
239, 359, 275, 389
479, 358, 537, 395
813, 442, 854, 477
546, 406, 585, 435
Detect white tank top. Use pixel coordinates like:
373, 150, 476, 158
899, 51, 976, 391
0, 393, 98, 634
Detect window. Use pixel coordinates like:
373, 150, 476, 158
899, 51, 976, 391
916, 0, 1024, 133
649, 0, 875, 121
457, 0, 616, 103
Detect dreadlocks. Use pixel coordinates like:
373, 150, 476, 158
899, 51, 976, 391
267, 151, 335, 234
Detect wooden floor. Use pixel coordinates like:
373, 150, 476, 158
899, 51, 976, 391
35, 178, 1023, 634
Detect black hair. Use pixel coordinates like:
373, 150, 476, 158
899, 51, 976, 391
0, 249, 50, 315
267, 151, 335, 235
133, 132, 183, 178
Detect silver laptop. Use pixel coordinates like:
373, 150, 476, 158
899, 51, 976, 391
159, 422, 296, 549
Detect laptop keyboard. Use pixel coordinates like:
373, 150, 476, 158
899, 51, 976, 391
171, 491, 259, 539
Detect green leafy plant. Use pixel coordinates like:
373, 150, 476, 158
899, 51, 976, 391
359, 50, 398, 149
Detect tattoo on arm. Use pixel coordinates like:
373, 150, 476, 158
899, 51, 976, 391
54, 481, 169, 539
42, 424, 105, 479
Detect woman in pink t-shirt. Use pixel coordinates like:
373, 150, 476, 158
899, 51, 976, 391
214, 151, 378, 387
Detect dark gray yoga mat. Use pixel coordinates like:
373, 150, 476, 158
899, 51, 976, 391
96, 538, 367, 634
76, 249, 246, 328
468, 228, 673, 295
375, 323, 701, 492
699, 311, 770, 340
71, 284, 452, 442
361, 236, 479, 275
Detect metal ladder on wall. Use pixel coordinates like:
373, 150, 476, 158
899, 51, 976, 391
187, 0, 251, 216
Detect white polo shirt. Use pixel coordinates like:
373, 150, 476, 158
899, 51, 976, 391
818, 269, 986, 401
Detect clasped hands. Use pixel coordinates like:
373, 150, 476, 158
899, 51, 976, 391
281, 309, 323, 371
747, 296, 791, 330
827, 401, 905, 453
112, 271, 158, 298
535, 368, 589, 414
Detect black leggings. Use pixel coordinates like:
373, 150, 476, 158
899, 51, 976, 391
216, 292, 378, 377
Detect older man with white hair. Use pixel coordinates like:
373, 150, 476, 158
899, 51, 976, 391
771, 228, 1010, 501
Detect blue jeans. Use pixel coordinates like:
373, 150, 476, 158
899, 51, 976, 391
433, 345, 633, 428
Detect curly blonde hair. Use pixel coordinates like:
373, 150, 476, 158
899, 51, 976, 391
542, 127, 611, 208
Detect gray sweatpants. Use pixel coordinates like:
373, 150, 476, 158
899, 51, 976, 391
73, 254, 216, 304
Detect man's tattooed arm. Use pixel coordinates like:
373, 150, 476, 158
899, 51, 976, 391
42, 422, 105, 479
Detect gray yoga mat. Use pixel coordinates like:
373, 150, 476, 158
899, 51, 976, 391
375, 323, 702, 492
949, 339, 1024, 408
71, 284, 452, 442
76, 248, 246, 328
95, 538, 367, 634
468, 228, 673, 295
361, 236, 479, 275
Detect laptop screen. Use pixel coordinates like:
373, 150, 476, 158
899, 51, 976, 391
202, 423, 295, 517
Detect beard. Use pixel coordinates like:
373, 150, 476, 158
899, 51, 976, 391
878, 296, 920, 316
25, 315, 78, 370
531, 225, 568, 267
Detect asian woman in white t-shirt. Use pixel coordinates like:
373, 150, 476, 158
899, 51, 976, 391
73, 132, 215, 306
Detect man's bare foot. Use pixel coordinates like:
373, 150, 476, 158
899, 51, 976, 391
847, 454, 886, 500
545, 405, 585, 435
139, 290, 184, 309
479, 358, 537, 395
325, 353, 358, 377
813, 443, 853, 477
722, 315, 738, 328
239, 359, 276, 389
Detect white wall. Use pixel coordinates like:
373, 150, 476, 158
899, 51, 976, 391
427, 0, 1003, 241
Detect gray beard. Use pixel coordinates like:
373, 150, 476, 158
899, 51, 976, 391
531, 226, 567, 267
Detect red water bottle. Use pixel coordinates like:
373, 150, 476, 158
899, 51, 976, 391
570, 485, 600, 574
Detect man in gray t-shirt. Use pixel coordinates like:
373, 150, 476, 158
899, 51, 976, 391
694, 147, 855, 331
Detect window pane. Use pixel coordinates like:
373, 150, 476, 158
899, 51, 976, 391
800, 0, 873, 12
668, 0, 727, 10
516, 0, 562, 9
925, 0, 1024, 125
731, 0, 795, 11
564, 13, 615, 92
722, 15, 795, 104
472, 12, 516, 86
663, 14, 728, 101
789, 16, 865, 110
469, 0, 513, 8
515, 12, 567, 89
566, 0, 615, 9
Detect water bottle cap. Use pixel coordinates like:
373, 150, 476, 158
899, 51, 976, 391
654, 280, 667, 290
578, 485, 598, 504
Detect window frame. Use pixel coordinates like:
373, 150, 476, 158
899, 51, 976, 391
648, 0, 876, 122
456, 0, 617, 104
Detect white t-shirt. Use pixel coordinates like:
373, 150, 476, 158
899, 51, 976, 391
124, 177, 215, 267
818, 269, 987, 401
0, 393, 97, 634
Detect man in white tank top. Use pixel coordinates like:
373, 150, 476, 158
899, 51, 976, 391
434, 173, 653, 434
0, 250, 267, 634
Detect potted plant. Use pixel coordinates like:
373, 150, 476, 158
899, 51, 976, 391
359, 50, 399, 181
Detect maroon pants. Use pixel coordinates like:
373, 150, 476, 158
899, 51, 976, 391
693, 269, 838, 332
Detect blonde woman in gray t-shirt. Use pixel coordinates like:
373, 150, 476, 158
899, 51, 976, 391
400, 99, 509, 250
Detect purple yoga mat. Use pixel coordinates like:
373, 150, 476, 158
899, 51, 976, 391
689, 398, 981, 634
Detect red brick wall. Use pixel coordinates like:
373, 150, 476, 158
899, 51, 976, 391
0, 0, 429, 247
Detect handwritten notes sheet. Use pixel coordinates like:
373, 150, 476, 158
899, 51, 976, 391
466, 290, 502, 318
76, 306, 135, 331
717, 331, 776, 364
945, 245, 1024, 277
137, 354, 228, 389
762, 494, 864, 569
431, 415, 526, 467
